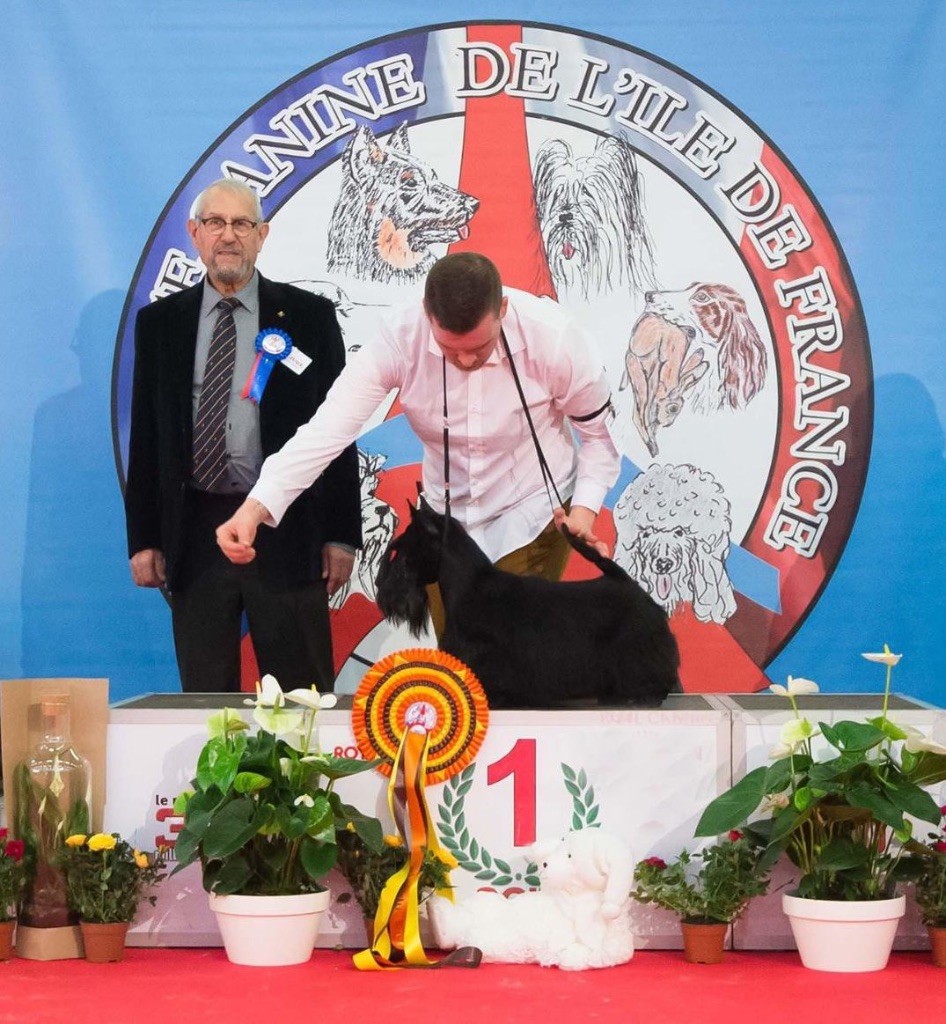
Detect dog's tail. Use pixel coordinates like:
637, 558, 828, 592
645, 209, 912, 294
560, 525, 631, 582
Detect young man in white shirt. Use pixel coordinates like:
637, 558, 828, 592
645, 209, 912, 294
216, 252, 620, 615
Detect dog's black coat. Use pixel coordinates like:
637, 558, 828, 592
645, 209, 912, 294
375, 500, 680, 709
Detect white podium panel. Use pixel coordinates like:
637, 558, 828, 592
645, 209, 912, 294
104, 694, 731, 949
721, 694, 946, 951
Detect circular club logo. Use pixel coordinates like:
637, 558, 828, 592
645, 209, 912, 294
113, 22, 871, 694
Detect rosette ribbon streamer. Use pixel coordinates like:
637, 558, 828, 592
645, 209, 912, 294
354, 724, 479, 970
242, 328, 292, 403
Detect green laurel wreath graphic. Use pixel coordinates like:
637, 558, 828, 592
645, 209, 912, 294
435, 761, 601, 888
562, 762, 601, 830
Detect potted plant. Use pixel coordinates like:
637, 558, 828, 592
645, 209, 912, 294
696, 648, 946, 972
334, 831, 455, 943
907, 804, 946, 966
172, 675, 385, 966
631, 831, 770, 963
0, 828, 26, 960
57, 832, 166, 962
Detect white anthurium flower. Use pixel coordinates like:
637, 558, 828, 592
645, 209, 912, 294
861, 645, 902, 667
294, 794, 315, 808
903, 728, 946, 756
770, 717, 817, 758
769, 676, 820, 698
279, 757, 293, 778
286, 686, 338, 711
256, 673, 286, 707
253, 703, 303, 737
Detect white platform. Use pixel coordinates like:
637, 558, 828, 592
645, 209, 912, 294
100, 692, 945, 950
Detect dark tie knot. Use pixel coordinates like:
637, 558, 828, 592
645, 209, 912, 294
216, 297, 240, 314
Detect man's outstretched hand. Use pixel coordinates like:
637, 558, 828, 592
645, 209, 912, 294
216, 499, 271, 564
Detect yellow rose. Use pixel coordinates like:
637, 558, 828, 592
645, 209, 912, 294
65, 834, 87, 848
87, 833, 117, 852
133, 850, 150, 869
383, 834, 403, 848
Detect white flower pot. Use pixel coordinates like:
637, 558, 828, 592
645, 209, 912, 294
209, 890, 331, 966
782, 892, 905, 972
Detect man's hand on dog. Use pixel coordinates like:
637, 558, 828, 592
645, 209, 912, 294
216, 498, 270, 564
554, 505, 611, 559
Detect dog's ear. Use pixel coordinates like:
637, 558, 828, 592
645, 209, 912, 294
388, 122, 412, 154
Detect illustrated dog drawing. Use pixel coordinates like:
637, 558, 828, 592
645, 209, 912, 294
626, 284, 767, 428
326, 123, 479, 284
375, 497, 680, 708
613, 463, 736, 625
619, 311, 710, 457
330, 450, 397, 609
428, 828, 636, 970
532, 134, 656, 299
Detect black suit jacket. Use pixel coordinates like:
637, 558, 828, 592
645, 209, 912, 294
124, 274, 362, 591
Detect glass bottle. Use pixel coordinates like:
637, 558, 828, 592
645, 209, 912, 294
15, 696, 92, 927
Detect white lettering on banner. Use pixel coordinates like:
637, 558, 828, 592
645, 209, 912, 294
222, 55, 427, 193
456, 43, 560, 100
763, 267, 850, 557
150, 248, 202, 301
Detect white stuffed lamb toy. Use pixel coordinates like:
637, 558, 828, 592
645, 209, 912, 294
427, 828, 635, 970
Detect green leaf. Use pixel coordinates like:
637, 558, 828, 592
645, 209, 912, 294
493, 875, 512, 886
903, 750, 946, 788
572, 812, 582, 830
202, 798, 261, 859
577, 769, 588, 790
474, 870, 494, 881
586, 806, 600, 824
233, 772, 271, 794
561, 764, 577, 783
867, 715, 909, 742
169, 826, 201, 873
443, 787, 454, 809
846, 784, 905, 831
481, 849, 492, 869
695, 765, 770, 836
469, 838, 479, 860
210, 854, 254, 895
817, 838, 869, 871
302, 755, 382, 782
494, 859, 511, 874
823, 720, 885, 753
300, 835, 336, 881
564, 781, 581, 799
885, 775, 942, 824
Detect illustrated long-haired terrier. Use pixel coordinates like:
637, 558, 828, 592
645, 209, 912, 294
326, 123, 479, 285
532, 135, 656, 299
375, 497, 680, 709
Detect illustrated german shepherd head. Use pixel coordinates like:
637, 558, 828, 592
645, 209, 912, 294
327, 123, 479, 284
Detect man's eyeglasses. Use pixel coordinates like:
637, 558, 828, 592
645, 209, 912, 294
197, 216, 260, 238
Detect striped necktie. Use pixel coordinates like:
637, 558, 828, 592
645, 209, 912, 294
192, 297, 240, 490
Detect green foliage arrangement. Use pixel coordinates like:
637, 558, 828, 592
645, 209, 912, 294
631, 831, 770, 924
57, 833, 166, 923
0, 829, 26, 922
173, 676, 385, 896
696, 650, 946, 901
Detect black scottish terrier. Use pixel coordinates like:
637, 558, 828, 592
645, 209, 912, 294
375, 498, 680, 709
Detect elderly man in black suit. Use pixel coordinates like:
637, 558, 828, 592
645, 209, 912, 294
125, 179, 361, 693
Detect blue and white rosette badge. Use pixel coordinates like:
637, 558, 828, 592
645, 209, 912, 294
242, 328, 292, 403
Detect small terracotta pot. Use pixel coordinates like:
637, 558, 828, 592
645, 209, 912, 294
0, 920, 15, 961
80, 921, 129, 963
929, 925, 946, 968
681, 921, 728, 964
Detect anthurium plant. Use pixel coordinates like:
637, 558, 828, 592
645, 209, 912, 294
909, 805, 946, 927
0, 829, 26, 922
696, 648, 946, 901
173, 676, 385, 896
57, 833, 166, 923
631, 831, 770, 924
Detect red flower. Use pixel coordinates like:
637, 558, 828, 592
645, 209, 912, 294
933, 840, 946, 854
728, 830, 744, 842
0, 828, 7, 842
4, 840, 24, 862
642, 857, 667, 870
939, 804, 946, 819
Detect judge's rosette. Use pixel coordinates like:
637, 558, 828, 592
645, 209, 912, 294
351, 649, 489, 970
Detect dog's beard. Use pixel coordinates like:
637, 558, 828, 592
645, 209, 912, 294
375, 548, 432, 637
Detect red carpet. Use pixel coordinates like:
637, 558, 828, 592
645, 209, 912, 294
1, 949, 943, 1023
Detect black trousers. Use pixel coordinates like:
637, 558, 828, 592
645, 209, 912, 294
169, 490, 335, 694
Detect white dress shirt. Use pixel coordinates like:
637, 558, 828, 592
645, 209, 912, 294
251, 288, 620, 562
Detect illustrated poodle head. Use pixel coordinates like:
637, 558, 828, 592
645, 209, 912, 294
613, 463, 737, 624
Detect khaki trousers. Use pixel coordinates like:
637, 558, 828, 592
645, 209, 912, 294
425, 516, 571, 639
